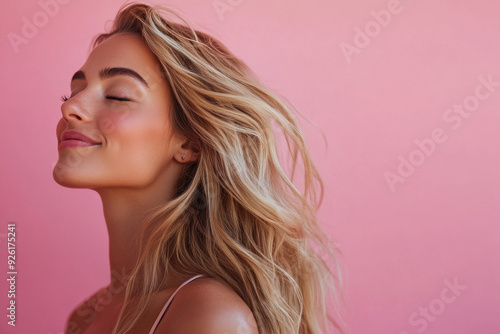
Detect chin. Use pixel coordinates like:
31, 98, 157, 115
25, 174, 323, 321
52, 164, 92, 189
52, 172, 82, 188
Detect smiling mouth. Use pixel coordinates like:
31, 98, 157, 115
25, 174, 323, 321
59, 129, 102, 149
58, 140, 102, 150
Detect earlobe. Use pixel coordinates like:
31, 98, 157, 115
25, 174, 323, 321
176, 151, 200, 163
178, 140, 200, 163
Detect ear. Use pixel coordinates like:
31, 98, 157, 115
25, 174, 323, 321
174, 140, 200, 163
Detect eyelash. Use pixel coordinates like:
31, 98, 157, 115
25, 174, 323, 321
106, 95, 131, 102
60, 95, 130, 102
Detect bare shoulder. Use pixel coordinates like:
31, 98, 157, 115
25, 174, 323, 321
64, 288, 102, 334
155, 277, 260, 334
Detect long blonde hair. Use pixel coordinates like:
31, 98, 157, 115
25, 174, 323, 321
92, 3, 343, 333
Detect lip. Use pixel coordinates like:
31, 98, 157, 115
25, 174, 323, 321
59, 130, 101, 150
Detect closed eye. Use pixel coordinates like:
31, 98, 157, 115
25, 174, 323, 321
106, 95, 131, 102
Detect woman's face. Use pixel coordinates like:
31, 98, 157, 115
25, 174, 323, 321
53, 33, 184, 189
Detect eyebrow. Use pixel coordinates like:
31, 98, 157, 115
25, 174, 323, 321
71, 67, 149, 87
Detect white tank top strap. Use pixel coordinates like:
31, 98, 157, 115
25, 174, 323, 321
148, 274, 205, 334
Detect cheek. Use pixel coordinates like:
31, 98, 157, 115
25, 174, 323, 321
97, 106, 133, 135
100, 108, 171, 166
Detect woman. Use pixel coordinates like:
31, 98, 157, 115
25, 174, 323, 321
54, 3, 342, 334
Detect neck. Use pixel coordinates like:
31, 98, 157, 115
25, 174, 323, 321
95, 182, 177, 297
92, 159, 189, 300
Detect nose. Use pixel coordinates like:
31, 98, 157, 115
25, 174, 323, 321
61, 94, 92, 123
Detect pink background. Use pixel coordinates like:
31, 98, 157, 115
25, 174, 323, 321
1, 0, 499, 333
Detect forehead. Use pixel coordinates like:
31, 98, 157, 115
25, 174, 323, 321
81, 33, 166, 86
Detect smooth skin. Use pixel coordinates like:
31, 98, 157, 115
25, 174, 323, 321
56, 33, 258, 334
